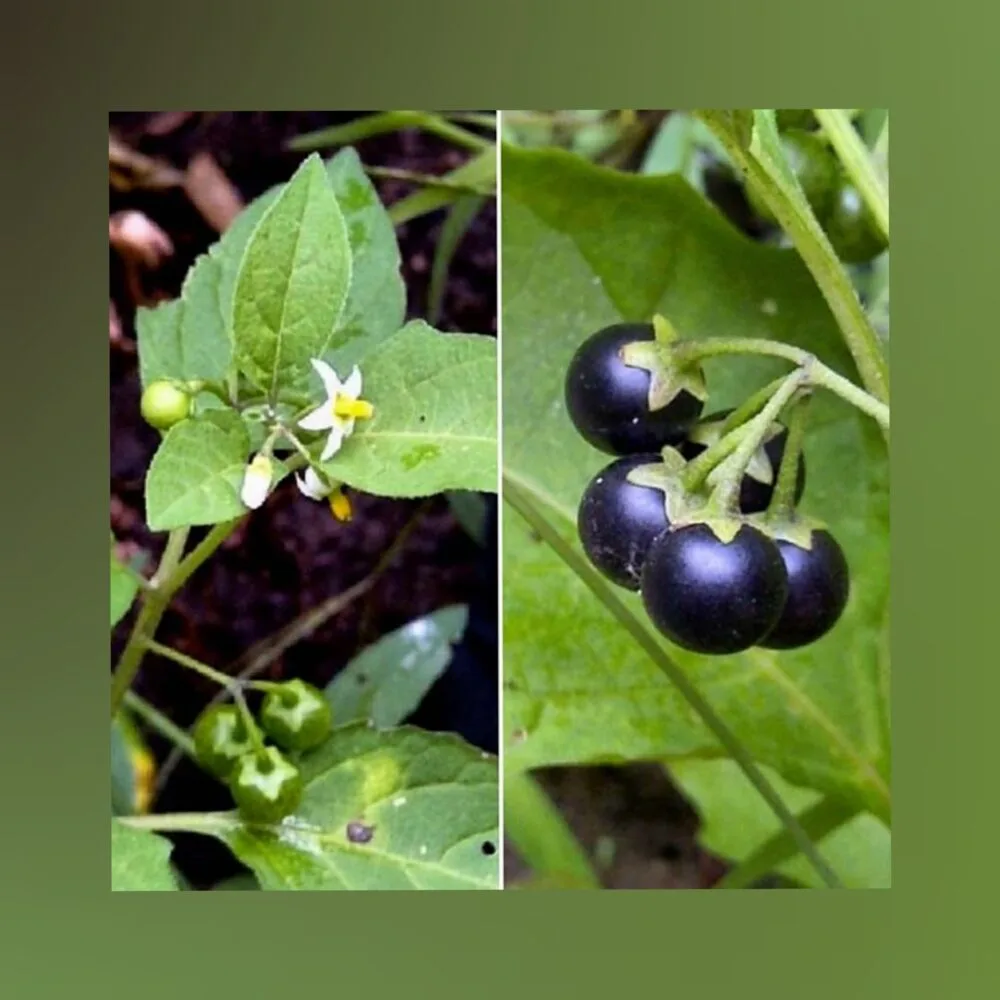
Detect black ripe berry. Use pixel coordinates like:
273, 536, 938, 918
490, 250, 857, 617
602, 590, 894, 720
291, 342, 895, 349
578, 454, 672, 590
641, 523, 788, 655
760, 529, 849, 649
680, 410, 806, 514
565, 323, 703, 455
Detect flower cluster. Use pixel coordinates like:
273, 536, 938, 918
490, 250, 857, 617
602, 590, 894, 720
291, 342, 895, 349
240, 359, 375, 520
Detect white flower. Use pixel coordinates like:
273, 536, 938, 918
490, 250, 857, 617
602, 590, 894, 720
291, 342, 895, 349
295, 465, 353, 522
298, 359, 374, 461
240, 453, 273, 509
295, 465, 329, 501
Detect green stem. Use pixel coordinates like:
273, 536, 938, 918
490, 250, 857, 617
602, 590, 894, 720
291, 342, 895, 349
768, 394, 810, 519
680, 375, 790, 494
696, 110, 889, 407
122, 691, 196, 758
707, 372, 805, 514
673, 337, 889, 430
718, 377, 789, 436
140, 637, 236, 690
504, 770, 600, 889
714, 796, 857, 890
363, 164, 492, 195
502, 476, 843, 890
681, 422, 754, 494
814, 109, 889, 242
111, 528, 189, 716
110, 519, 244, 717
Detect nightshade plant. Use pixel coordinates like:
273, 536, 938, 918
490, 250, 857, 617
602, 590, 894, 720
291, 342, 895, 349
503, 109, 889, 889
111, 147, 499, 891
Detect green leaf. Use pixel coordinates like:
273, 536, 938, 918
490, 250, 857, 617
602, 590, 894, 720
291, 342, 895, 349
447, 490, 488, 545
169, 725, 499, 890
501, 145, 890, 821
319, 321, 497, 497
672, 759, 891, 889
232, 154, 352, 397
388, 148, 497, 225
136, 251, 231, 391
144, 411, 250, 531
321, 149, 406, 366
326, 606, 469, 727
111, 821, 178, 891
429, 194, 485, 325
110, 541, 139, 628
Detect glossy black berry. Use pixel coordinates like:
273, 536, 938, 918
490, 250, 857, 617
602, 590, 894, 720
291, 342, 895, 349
578, 454, 672, 590
823, 179, 887, 264
680, 410, 806, 514
565, 323, 703, 455
759, 529, 849, 649
641, 523, 788, 655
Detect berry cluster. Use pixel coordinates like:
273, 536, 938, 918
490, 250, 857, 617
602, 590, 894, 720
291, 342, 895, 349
749, 110, 887, 264
566, 322, 849, 656
192, 679, 332, 824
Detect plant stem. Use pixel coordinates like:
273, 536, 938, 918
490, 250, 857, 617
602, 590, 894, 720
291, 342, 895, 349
111, 528, 189, 717
707, 372, 805, 514
673, 337, 889, 430
504, 770, 601, 889
814, 109, 889, 242
681, 376, 790, 494
768, 394, 810, 519
123, 690, 196, 758
363, 165, 492, 196
140, 637, 236, 690
696, 110, 889, 407
714, 796, 857, 889
110, 518, 244, 717
501, 476, 843, 889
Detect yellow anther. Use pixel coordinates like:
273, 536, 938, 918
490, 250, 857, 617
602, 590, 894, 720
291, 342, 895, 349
329, 488, 353, 522
333, 397, 374, 420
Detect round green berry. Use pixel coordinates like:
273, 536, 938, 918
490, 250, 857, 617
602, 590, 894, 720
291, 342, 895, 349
259, 679, 332, 752
140, 380, 191, 431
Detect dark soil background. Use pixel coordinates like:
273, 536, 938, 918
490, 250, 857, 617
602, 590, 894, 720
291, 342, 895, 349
110, 112, 497, 889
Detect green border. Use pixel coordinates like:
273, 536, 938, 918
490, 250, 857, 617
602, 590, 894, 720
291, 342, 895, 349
3, 0, 985, 996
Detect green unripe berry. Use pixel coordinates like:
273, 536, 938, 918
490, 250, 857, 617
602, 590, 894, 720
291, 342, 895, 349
823, 179, 888, 264
260, 679, 332, 752
229, 746, 303, 824
192, 704, 255, 780
747, 130, 838, 224
141, 380, 192, 431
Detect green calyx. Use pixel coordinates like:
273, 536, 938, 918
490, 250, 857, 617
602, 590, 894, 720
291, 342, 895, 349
620, 340, 708, 413
192, 704, 256, 780
229, 746, 303, 825
259, 679, 332, 752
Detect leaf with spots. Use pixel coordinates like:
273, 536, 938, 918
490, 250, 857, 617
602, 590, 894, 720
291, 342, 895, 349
111, 821, 178, 891
316, 321, 497, 497
326, 605, 469, 727
142, 725, 499, 890
502, 145, 890, 821
232, 153, 352, 397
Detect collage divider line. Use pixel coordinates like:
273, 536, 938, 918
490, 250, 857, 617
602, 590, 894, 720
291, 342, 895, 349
495, 112, 505, 891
